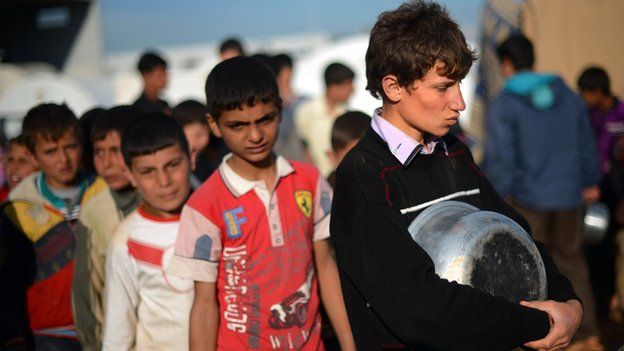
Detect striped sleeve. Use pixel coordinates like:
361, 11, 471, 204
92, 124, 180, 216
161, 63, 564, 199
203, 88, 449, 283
166, 205, 222, 283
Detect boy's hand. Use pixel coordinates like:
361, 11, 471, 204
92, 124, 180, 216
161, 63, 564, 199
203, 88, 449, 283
582, 186, 601, 204
520, 299, 582, 350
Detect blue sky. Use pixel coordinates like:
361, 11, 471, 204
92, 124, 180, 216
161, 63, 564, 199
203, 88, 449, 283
101, 0, 483, 53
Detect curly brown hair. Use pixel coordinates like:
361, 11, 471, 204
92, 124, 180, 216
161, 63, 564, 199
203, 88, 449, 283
365, 0, 477, 101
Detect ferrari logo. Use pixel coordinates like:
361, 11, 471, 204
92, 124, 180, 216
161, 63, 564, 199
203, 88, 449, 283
295, 190, 313, 218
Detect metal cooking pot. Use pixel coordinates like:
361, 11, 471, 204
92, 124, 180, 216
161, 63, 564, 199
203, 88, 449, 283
583, 202, 610, 245
408, 201, 547, 302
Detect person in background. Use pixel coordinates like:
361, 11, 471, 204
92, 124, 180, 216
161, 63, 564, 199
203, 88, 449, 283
483, 34, 602, 351
132, 51, 171, 115
103, 113, 194, 350
3, 103, 104, 351
295, 62, 355, 175
79, 107, 106, 175
0, 135, 39, 201
326, 111, 370, 188
272, 53, 307, 161
172, 100, 211, 188
0, 200, 36, 351
0, 135, 38, 350
610, 136, 624, 325
73, 105, 143, 350
219, 37, 245, 61
578, 67, 624, 177
578, 66, 624, 343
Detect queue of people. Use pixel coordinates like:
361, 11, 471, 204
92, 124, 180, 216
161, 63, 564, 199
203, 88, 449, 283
1, 1, 623, 350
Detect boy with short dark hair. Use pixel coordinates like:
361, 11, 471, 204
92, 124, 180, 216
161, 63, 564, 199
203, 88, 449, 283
3, 135, 39, 194
272, 53, 307, 162
79, 107, 106, 174
219, 37, 245, 61
103, 113, 194, 350
578, 66, 624, 176
133, 51, 170, 114
3, 103, 109, 350
0, 136, 37, 350
91, 106, 142, 193
326, 111, 370, 188
329, 111, 370, 168
168, 56, 355, 350
172, 100, 211, 172
72, 105, 143, 350
295, 62, 355, 176
330, 2, 582, 350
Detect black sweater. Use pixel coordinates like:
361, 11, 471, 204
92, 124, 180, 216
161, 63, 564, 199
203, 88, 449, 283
330, 128, 579, 351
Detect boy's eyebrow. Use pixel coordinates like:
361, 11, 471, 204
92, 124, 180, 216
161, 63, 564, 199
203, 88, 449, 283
135, 165, 155, 173
164, 155, 184, 167
254, 110, 278, 122
43, 145, 59, 152
435, 77, 457, 84
224, 110, 278, 125
225, 120, 249, 126
429, 79, 457, 87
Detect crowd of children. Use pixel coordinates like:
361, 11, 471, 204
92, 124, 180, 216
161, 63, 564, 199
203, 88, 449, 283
1, 0, 623, 350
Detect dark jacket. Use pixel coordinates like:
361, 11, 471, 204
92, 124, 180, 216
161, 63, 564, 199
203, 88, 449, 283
132, 93, 169, 114
330, 128, 578, 350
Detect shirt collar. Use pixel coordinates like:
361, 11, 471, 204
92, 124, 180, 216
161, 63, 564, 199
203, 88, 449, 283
218, 153, 294, 197
371, 108, 447, 166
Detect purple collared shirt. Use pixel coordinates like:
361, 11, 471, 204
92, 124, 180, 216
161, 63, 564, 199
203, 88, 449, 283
371, 108, 447, 166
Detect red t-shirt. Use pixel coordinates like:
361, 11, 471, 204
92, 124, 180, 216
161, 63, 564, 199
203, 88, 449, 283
168, 156, 332, 350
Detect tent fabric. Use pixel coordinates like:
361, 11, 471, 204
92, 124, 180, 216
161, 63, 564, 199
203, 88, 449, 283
469, 0, 624, 165
467, 0, 524, 164
523, 0, 624, 99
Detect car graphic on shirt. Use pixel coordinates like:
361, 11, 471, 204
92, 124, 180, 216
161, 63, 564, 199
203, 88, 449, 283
269, 269, 314, 329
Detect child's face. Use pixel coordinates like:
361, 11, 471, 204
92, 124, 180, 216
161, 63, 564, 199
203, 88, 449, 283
329, 80, 354, 103
128, 144, 191, 218
329, 139, 361, 168
580, 90, 603, 109
394, 63, 466, 142
5, 143, 39, 189
143, 65, 168, 92
220, 49, 241, 61
208, 102, 280, 166
93, 131, 131, 190
183, 123, 210, 168
276, 67, 293, 99
33, 131, 82, 189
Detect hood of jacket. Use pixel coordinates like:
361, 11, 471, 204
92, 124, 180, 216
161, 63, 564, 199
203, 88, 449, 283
503, 71, 558, 110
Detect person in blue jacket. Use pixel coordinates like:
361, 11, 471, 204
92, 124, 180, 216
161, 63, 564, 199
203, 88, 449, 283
483, 34, 603, 351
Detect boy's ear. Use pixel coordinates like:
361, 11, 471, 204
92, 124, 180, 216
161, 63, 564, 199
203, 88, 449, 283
381, 75, 401, 103
126, 171, 138, 188
326, 150, 339, 169
124, 161, 138, 188
206, 113, 223, 138
190, 151, 197, 171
